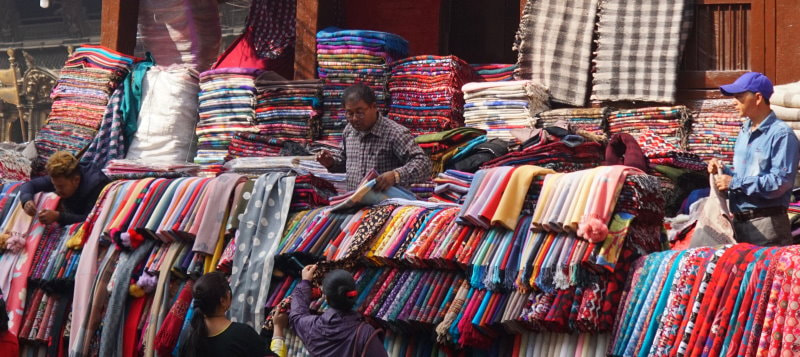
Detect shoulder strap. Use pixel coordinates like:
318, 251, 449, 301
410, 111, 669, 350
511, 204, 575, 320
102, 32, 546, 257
351, 323, 366, 357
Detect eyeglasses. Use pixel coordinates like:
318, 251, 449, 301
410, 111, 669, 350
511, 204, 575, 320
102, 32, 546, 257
344, 111, 366, 119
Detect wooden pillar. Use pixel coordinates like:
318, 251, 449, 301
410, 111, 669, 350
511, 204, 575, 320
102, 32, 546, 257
100, 0, 140, 55
294, 0, 339, 80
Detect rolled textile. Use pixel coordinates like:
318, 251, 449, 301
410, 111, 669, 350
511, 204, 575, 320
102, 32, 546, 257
127, 66, 200, 162
773, 104, 800, 122
771, 80, 800, 108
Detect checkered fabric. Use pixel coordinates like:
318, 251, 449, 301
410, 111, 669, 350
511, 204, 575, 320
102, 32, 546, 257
592, 0, 695, 103
513, 0, 598, 106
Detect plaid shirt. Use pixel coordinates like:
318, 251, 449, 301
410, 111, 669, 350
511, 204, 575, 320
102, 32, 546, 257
330, 116, 431, 191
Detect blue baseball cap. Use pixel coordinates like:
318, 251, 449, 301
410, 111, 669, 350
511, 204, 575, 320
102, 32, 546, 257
720, 72, 774, 100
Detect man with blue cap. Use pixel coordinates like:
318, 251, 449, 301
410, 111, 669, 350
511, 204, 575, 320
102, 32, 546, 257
708, 72, 800, 246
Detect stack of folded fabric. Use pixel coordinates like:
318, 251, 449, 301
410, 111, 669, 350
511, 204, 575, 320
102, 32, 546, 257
607, 106, 691, 150
34, 45, 135, 170
482, 141, 603, 172
462, 80, 549, 143
291, 174, 337, 211
686, 99, 741, 165
431, 170, 474, 203
536, 107, 608, 139
0, 146, 30, 183
296, 159, 347, 195
414, 127, 486, 176
470, 64, 516, 82
634, 130, 707, 171
316, 28, 408, 146
387, 55, 473, 136
195, 68, 260, 169
255, 80, 322, 138
770, 81, 800, 136
103, 159, 199, 179
409, 182, 436, 200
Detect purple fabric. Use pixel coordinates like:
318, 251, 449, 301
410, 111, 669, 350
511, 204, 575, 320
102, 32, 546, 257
290, 280, 388, 357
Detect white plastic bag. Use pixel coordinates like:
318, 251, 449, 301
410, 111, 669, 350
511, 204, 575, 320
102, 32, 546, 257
689, 174, 736, 248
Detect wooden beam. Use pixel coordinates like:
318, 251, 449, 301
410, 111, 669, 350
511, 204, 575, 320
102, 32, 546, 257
100, 0, 140, 55
295, 0, 320, 80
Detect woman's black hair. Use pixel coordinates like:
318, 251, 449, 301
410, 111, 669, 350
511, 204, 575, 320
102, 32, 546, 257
0, 291, 9, 332
180, 272, 231, 357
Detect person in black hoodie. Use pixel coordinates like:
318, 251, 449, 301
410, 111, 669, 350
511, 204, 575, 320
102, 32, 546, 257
19, 151, 110, 225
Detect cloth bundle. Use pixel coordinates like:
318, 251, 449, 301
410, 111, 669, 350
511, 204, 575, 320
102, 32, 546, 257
195, 68, 260, 167
34, 45, 135, 170
431, 170, 474, 204
316, 28, 408, 146
102, 159, 200, 180
483, 141, 604, 173
0, 146, 31, 182
687, 99, 741, 165
291, 174, 336, 211
415, 127, 486, 176
462, 81, 549, 142
771, 81, 800, 131
607, 106, 691, 151
592, 0, 694, 102
387, 55, 474, 136
514, 0, 599, 106
127, 66, 201, 163
536, 107, 608, 139
470, 64, 516, 82
633, 130, 707, 171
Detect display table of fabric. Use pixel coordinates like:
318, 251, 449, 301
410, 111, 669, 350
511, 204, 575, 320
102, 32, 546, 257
387, 55, 474, 136
687, 100, 741, 165
607, 106, 691, 150
33, 45, 136, 171
536, 107, 608, 139
471, 64, 516, 82
462, 80, 549, 142
609, 244, 800, 357
267, 164, 665, 352
195, 68, 260, 168
316, 28, 408, 146
227, 78, 323, 160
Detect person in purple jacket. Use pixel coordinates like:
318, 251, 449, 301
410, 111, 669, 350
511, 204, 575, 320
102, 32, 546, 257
290, 265, 388, 357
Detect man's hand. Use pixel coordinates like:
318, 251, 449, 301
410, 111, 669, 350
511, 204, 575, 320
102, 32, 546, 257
301, 264, 317, 281
714, 174, 732, 191
23, 201, 36, 216
374, 171, 397, 192
38, 210, 59, 225
708, 158, 725, 175
316, 150, 335, 169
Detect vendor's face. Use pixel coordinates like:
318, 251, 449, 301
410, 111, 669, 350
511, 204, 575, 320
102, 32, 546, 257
733, 91, 762, 118
50, 175, 80, 199
344, 99, 378, 132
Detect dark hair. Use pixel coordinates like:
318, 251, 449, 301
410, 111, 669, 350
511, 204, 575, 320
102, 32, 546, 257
0, 291, 8, 332
180, 272, 231, 357
341, 83, 376, 106
323, 269, 357, 311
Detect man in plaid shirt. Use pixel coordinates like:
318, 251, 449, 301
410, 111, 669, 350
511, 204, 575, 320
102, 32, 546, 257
317, 84, 431, 192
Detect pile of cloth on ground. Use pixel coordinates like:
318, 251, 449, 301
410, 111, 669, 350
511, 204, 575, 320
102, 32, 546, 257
387, 55, 473, 136
771, 80, 800, 136
194, 68, 260, 169
227, 75, 322, 160
686, 99, 741, 165
33, 45, 135, 171
470, 64, 516, 82
535, 107, 608, 139
462, 80, 549, 143
316, 28, 408, 146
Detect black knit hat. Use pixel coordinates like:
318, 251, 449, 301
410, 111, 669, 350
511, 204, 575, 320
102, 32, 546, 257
322, 269, 357, 311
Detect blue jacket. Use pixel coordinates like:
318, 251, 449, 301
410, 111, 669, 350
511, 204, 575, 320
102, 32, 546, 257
19, 162, 110, 225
